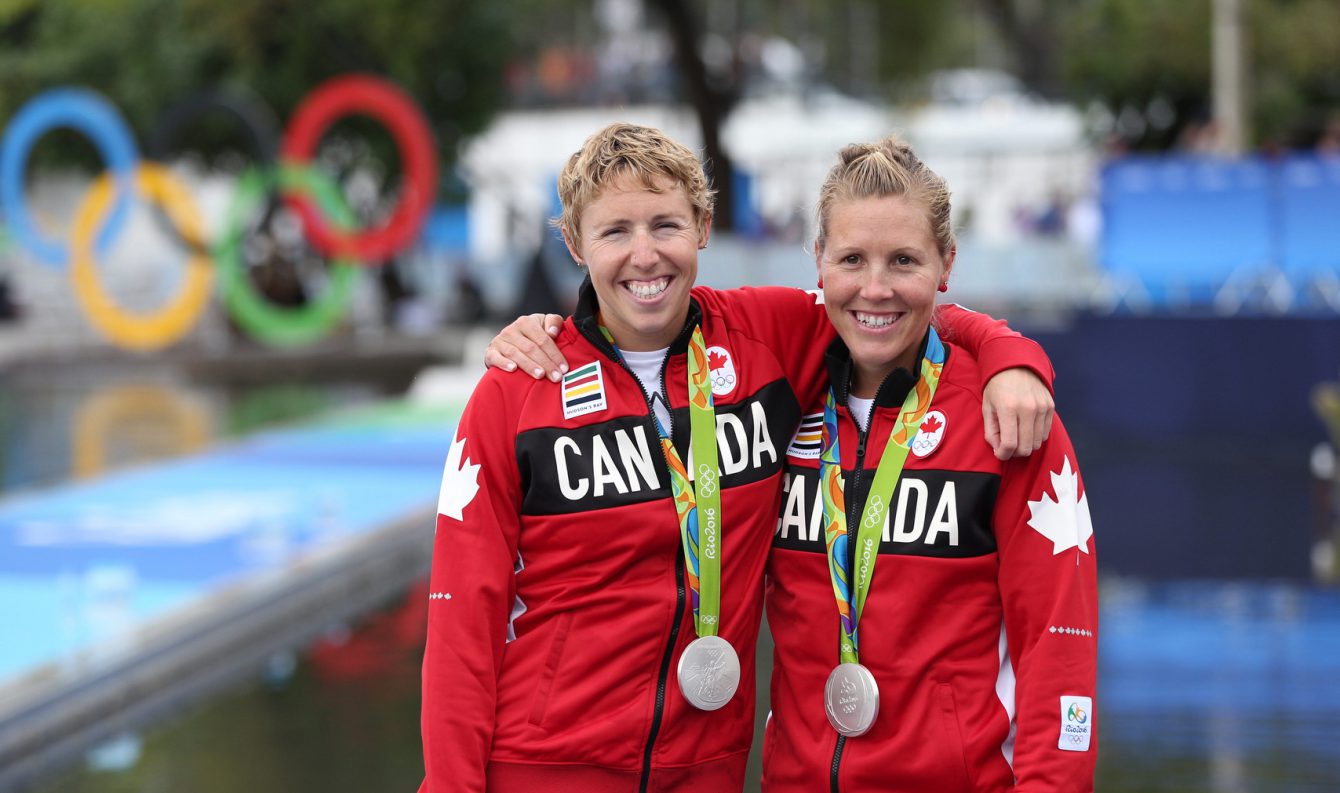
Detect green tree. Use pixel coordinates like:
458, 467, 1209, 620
0, 0, 512, 177
1057, 1, 1211, 149
1057, 0, 1340, 150
1247, 0, 1340, 147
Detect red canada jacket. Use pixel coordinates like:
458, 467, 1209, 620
419, 280, 1055, 793
763, 334, 1097, 793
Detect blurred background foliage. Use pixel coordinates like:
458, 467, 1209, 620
1058, 0, 1340, 150
2, 0, 1340, 181
0, 0, 512, 176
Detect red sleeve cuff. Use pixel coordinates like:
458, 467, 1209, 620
974, 335, 1056, 394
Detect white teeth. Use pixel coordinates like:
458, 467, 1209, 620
855, 312, 895, 328
626, 278, 670, 299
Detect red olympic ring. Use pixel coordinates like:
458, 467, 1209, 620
280, 74, 438, 264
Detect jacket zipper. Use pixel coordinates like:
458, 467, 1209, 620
831, 383, 878, 793
579, 313, 699, 791
829, 735, 847, 793
612, 345, 689, 793
641, 553, 686, 792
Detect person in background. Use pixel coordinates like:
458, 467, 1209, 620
763, 135, 1097, 791
428, 121, 1053, 793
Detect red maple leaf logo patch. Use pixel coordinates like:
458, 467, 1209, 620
708, 350, 729, 371
920, 415, 943, 434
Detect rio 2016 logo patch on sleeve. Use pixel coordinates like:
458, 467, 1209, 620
1058, 695, 1093, 751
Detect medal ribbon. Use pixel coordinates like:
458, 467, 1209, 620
820, 328, 945, 664
600, 325, 722, 637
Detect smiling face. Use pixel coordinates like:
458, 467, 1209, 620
817, 194, 954, 397
563, 173, 709, 351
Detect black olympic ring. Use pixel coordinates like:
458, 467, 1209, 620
145, 88, 284, 255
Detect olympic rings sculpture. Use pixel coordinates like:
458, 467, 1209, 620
0, 74, 439, 350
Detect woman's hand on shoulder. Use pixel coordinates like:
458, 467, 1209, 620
982, 367, 1054, 460
483, 313, 568, 381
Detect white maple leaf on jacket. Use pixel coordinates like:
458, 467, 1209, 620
438, 434, 481, 521
1026, 456, 1093, 556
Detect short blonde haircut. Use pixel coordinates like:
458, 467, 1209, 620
814, 135, 954, 257
554, 122, 715, 241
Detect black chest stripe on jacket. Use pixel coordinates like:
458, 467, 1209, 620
772, 467, 1000, 558
518, 379, 800, 516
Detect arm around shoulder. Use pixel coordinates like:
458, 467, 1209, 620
935, 303, 1056, 458
700, 285, 833, 400
933, 303, 1055, 390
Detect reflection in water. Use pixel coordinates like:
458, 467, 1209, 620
1, 361, 426, 791
0, 364, 391, 499
36, 585, 429, 793
72, 383, 212, 479
1312, 376, 1340, 583
225, 383, 342, 438
1096, 580, 1340, 793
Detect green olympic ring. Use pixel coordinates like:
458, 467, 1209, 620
215, 165, 359, 347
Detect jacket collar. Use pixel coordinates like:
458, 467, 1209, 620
572, 274, 703, 358
823, 329, 937, 409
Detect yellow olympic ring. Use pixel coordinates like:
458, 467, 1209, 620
69, 164, 214, 351
72, 383, 211, 479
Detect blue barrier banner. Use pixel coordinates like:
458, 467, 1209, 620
1279, 155, 1340, 283
1101, 155, 1275, 302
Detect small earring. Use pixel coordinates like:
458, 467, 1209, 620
817, 277, 824, 289
938, 281, 949, 293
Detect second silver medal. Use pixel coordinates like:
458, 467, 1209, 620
824, 661, 880, 737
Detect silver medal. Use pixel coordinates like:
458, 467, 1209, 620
824, 662, 880, 737
677, 635, 740, 711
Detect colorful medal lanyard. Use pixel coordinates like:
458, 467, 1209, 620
820, 328, 945, 664
600, 324, 723, 638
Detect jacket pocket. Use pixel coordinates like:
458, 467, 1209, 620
935, 682, 975, 793
527, 612, 574, 726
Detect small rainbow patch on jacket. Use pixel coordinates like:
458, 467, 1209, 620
786, 412, 824, 459
562, 360, 607, 419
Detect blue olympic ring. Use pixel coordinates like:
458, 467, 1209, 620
0, 88, 138, 268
